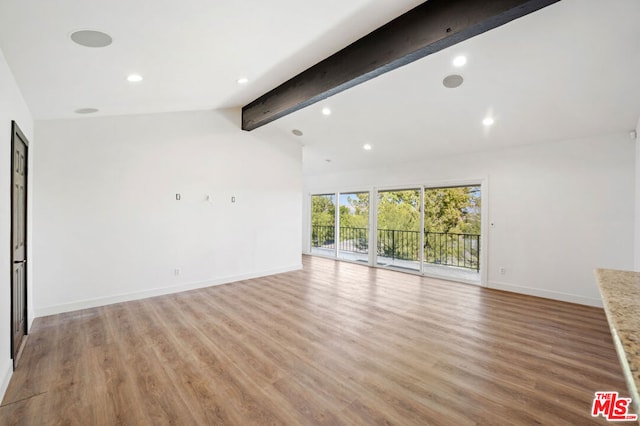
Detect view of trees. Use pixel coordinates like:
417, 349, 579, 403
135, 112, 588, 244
312, 187, 480, 234
311, 193, 370, 251
376, 189, 420, 261
377, 190, 420, 232
338, 193, 369, 255
423, 186, 481, 269
311, 186, 481, 270
311, 195, 335, 247
311, 194, 335, 227
424, 186, 481, 234
340, 193, 369, 229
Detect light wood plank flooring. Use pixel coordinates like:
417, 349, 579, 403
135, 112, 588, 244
0, 255, 630, 425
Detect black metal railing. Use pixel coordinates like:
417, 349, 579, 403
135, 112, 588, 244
313, 224, 480, 271
377, 228, 421, 262
311, 225, 335, 248
338, 226, 369, 254
424, 231, 480, 271
312, 225, 369, 253
378, 229, 479, 271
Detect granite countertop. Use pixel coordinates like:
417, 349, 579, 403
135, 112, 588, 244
595, 269, 640, 415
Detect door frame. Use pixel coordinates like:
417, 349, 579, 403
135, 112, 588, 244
421, 178, 487, 286
307, 178, 488, 286
10, 120, 28, 368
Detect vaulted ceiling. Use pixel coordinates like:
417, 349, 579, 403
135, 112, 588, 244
1, 0, 639, 175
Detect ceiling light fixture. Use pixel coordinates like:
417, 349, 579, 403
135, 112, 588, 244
74, 107, 99, 114
292, 129, 303, 136
443, 74, 463, 89
237, 77, 249, 85
322, 107, 332, 116
127, 74, 143, 83
363, 144, 372, 151
453, 55, 467, 67
483, 117, 495, 126
70, 30, 112, 48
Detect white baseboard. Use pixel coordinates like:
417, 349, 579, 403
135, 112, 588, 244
0, 359, 12, 403
423, 271, 483, 287
488, 280, 603, 307
35, 264, 303, 317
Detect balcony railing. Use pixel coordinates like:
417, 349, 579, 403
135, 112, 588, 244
311, 224, 336, 249
312, 225, 480, 271
339, 226, 369, 254
423, 231, 480, 271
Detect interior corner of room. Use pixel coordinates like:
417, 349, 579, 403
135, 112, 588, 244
1, 0, 640, 423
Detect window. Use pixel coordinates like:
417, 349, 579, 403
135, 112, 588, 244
376, 189, 421, 271
310, 184, 483, 284
311, 194, 335, 257
337, 192, 369, 263
424, 185, 481, 281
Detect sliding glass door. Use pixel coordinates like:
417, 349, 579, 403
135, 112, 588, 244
310, 184, 483, 284
376, 189, 421, 271
311, 194, 336, 257
423, 185, 481, 282
337, 192, 369, 263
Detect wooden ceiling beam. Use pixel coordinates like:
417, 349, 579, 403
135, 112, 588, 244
242, 0, 559, 131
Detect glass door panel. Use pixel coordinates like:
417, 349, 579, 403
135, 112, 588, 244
311, 194, 336, 257
376, 189, 421, 271
337, 192, 369, 263
423, 185, 481, 282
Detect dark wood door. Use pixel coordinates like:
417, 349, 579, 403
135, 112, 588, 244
11, 121, 28, 368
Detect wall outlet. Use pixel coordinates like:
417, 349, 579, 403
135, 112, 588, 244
174, 268, 181, 276
499, 267, 506, 275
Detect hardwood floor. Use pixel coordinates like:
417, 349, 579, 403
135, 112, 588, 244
0, 255, 630, 425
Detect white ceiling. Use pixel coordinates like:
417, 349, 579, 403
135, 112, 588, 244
0, 0, 423, 118
1, 0, 640, 175
255, 0, 640, 174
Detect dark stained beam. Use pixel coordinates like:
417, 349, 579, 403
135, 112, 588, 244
242, 0, 560, 131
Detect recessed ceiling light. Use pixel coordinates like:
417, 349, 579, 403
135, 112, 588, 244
325, 159, 332, 163
363, 144, 372, 151
74, 107, 99, 114
292, 129, 303, 136
453, 55, 467, 67
443, 74, 464, 89
70, 30, 112, 48
127, 74, 143, 83
322, 107, 332, 116
237, 77, 249, 85
483, 117, 495, 126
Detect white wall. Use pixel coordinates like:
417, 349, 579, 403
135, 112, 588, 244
304, 134, 635, 306
0, 48, 34, 401
33, 109, 302, 316
635, 117, 640, 271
